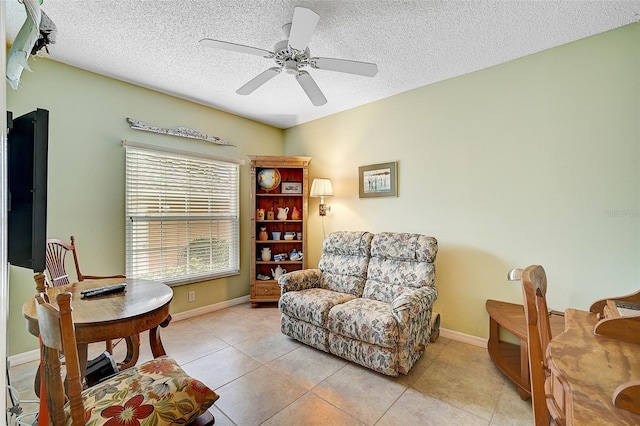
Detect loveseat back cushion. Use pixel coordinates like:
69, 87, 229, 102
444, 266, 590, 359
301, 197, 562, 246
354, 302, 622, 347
363, 233, 438, 304
317, 231, 374, 296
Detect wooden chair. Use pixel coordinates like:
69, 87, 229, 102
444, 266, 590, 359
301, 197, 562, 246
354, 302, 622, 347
43, 236, 139, 367
511, 265, 559, 426
44, 236, 125, 287
35, 290, 218, 426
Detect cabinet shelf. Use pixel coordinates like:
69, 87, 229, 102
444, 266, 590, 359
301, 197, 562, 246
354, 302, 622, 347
256, 220, 303, 223
256, 240, 302, 243
249, 155, 310, 308
257, 193, 303, 197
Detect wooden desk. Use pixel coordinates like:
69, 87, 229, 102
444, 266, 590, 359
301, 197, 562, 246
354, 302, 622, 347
23, 278, 173, 378
486, 300, 565, 399
545, 309, 640, 425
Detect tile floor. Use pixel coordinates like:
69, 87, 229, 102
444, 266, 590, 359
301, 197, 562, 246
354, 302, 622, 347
8, 303, 533, 425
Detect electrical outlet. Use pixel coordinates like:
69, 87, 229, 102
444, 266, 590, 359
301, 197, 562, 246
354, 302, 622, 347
188, 291, 196, 302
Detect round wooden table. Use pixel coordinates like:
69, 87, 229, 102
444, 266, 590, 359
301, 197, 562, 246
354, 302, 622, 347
23, 278, 173, 377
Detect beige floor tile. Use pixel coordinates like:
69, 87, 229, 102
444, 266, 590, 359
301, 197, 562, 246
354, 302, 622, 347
231, 303, 281, 323
377, 388, 489, 426
263, 392, 365, 426
443, 340, 503, 376
412, 345, 505, 421
7, 359, 40, 403
207, 405, 236, 426
312, 363, 407, 425
391, 338, 450, 387
180, 346, 262, 389
234, 330, 301, 364
267, 345, 348, 390
214, 365, 307, 425
189, 308, 274, 345
489, 382, 533, 426
159, 319, 230, 364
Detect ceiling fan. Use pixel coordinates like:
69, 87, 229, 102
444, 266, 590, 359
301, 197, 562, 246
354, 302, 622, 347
199, 6, 378, 106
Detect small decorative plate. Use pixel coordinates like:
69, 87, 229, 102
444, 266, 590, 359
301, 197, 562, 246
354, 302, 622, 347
257, 168, 281, 191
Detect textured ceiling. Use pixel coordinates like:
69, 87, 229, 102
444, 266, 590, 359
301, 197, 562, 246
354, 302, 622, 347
5, 1, 640, 129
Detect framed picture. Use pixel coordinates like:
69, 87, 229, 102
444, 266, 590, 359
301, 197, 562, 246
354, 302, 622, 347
359, 161, 397, 198
281, 181, 302, 194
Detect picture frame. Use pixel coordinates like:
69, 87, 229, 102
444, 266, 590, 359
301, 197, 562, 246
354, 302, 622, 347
359, 161, 397, 198
281, 181, 302, 194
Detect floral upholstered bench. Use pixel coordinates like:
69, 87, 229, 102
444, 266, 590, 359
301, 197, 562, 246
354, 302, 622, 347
279, 231, 438, 376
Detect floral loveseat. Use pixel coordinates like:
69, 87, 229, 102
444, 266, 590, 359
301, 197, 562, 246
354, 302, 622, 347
278, 231, 438, 376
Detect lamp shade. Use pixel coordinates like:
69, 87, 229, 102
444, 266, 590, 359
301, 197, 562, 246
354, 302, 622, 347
310, 178, 333, 197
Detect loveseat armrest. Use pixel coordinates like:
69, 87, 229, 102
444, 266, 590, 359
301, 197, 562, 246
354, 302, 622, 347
392, 286, 439, 324
279, 269, 322, 294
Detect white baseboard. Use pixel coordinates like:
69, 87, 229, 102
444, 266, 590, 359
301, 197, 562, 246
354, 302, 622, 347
8, 349, 40, 366
171, 295, 250, 322
440, 327, 488, 348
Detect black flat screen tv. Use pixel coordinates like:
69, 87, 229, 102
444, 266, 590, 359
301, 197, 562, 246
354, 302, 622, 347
7, 108, 49, 272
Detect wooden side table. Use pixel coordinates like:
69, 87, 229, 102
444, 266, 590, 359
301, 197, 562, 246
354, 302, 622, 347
485, 299, 564, 400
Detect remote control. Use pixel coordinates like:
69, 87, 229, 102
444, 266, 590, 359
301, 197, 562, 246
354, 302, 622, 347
615, 300, 640, 311
81, 283, 127, 298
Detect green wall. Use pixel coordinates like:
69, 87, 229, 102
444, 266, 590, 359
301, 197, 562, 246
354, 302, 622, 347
285, 23, 640, 338
7, 23, 640, 356
7, 59, 284, 356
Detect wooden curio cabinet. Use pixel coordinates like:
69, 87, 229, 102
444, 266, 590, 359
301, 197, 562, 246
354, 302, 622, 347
248, 155, 311, 307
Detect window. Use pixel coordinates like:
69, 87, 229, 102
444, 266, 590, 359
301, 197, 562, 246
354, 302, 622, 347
124, 141, 240, 286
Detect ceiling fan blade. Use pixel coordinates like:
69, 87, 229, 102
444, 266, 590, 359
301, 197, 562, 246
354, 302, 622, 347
236, 67, 281, 95
295, 71, 327, 106
288, 7, 320, 52
311, 57, 378, 77
199, 38, 273, 58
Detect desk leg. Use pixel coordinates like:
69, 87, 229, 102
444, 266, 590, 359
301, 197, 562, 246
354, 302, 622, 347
118, 334, 141, 370
149, 315, 172, 358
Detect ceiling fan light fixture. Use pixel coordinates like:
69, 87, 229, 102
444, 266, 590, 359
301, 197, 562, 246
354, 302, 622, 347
284, 59, 298, 74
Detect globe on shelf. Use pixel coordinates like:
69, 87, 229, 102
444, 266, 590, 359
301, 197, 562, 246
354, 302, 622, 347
257, 168, 281, 191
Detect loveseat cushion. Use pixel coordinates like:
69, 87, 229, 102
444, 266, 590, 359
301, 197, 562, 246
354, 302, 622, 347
280, 315, 330, 352
280, 288, 357, 327
317, 231, 374, 296
364, 233, 437, 304
327, 298, 398, 348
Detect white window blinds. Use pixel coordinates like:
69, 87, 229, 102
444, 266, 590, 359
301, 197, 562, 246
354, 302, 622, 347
125, 142, 240, 286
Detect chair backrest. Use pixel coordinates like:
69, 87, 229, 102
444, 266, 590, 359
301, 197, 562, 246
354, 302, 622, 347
317, 231, 374, 296
362, 232, 438, 303
45, 236, 83, 287
34, 280, 86, 425
520, 265, 552, 426
45, 236, 125, 291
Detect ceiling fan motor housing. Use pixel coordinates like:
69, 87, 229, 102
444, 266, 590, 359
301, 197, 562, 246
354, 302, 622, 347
273, 39, 309, 72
